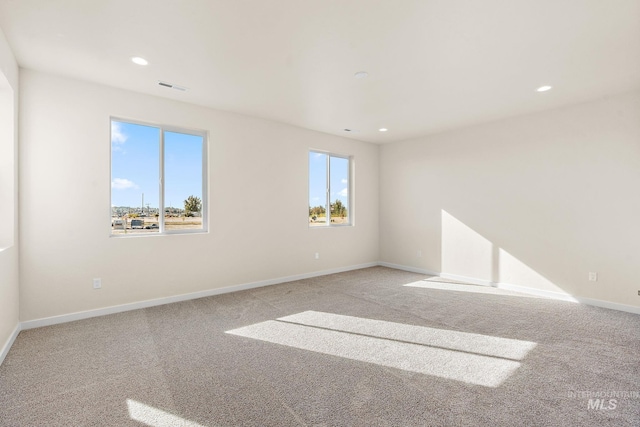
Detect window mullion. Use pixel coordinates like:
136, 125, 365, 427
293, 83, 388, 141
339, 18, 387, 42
201, 131, 208, 231
159, 129, 165, 233
348, 156, 352, 224
326, 154, 331, 225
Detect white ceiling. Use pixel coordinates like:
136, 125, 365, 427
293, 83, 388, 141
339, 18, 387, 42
1, 0, 639, 143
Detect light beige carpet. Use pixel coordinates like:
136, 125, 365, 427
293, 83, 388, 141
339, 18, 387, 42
1, 267, 639, 426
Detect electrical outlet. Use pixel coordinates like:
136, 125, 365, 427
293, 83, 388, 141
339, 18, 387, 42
315, 252, 320, 260
417, 250, 422, 258
93, 278, 102, 289
588, 272, 597, 282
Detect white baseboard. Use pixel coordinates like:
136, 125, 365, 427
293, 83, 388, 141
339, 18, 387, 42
573, 296, 640, 315
380, 262, 640, 315
12, 260, 640, 353
439, 272, 494, 287
494, 281, 579, 303
492, 282, 640, 314
21, 262, 379, 330
0, 323, 21, 366
378, 262, 439, 276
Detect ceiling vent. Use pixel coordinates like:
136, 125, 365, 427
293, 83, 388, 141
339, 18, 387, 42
158, 81, 187, 92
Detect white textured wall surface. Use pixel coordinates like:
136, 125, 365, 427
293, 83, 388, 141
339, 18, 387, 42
19, 70, 379, 322
380, 91, 640, 307
13, 70, 640, 325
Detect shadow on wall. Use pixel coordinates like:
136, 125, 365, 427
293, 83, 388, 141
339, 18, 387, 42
441, 210, 574, 298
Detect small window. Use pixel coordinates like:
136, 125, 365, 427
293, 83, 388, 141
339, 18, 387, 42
111, 119, 207, 235
309, 150, 351, 227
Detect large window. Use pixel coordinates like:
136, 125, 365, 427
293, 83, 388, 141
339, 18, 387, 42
110, 118, 207, 235
309, 150, 351, 227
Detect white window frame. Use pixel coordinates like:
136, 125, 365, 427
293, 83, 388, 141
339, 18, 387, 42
308, 149, 353, 227
110, 117, 208, 236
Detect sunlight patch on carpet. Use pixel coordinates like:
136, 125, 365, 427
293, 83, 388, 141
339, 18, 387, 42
278, 311, 536, 360
127, 399, 207, 427
226, 312, 537, 387
405, 279, 547, 299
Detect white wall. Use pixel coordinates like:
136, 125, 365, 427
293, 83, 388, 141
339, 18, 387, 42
380, 91, 640, 307
0, 25, 19, 362
19, 69, 379, 322
13, 67, 640, 327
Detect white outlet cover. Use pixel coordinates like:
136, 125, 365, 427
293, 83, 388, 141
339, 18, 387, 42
93, 278, 102, 289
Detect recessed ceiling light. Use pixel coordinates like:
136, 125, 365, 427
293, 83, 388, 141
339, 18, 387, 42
354, 71, 369, 79
379, 128, 388, 132
536, 85, 552, 92
131, 57, 148, 66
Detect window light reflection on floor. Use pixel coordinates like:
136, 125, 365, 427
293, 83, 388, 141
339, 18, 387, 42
278, 311, 536, 360
127, 399, 207, 427
405, 279, 548, 299
226, 311, 537, 388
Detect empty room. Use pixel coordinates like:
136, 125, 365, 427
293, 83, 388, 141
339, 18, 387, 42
1, 1, 639, 426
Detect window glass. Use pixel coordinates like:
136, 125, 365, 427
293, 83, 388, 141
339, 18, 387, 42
165, 131, 204, 231
329, 156, 349, 224
309, 151, 351, 227
111, 119, 206, 236
111, 121, 160, 235
309, 152, 328, 227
